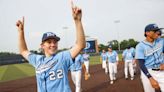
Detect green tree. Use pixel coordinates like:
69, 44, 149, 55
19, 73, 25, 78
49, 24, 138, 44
128, 39, 138, 48
98, 44, 108, 52
108, 40, 119, 50
120, 40, 128, 50
120, 38, 138, 50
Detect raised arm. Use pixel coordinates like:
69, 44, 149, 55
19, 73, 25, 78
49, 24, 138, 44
70, 6, 86, 59
16, 17, 30, 60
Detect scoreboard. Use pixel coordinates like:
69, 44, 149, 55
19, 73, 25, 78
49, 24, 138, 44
84, 39, 99, 53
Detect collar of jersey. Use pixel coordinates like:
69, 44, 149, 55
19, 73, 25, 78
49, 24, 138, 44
43, 54, 56, 62
142, 40, 156, 47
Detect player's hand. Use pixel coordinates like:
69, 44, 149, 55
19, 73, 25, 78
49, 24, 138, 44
160, 64, 164, 70
149, 77, 160, 89
16, 17, 24, 32
84, 73, 90, 80
71, 2, 82, 21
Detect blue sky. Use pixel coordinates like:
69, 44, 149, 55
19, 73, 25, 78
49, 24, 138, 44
0, 0, 164, 53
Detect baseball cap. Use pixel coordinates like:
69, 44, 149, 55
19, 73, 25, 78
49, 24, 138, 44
42, 32, 60, 42
145, 24, 163, 32
127, 45, 131, 49
144, 24, 163, 36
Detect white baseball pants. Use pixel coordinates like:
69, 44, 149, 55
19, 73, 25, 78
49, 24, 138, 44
84, 61, 89, 73
108, 62, 117, 80
102, 60, 108, 73
71, 70, 82, 92
141, 69, 164, 92
124, 60, 134, 78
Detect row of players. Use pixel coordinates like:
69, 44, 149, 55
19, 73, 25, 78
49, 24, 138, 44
72, 29, 163, 92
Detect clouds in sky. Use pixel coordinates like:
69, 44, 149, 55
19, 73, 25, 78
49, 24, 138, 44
0, 0, 164, 53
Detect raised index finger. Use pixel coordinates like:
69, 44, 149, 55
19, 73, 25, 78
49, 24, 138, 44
70, 0, 74, 8
22, 16, 24, 25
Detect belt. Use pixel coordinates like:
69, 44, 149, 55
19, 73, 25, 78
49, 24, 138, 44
152, 68, 160, 71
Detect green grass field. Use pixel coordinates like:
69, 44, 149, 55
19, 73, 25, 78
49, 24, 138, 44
0, 63, 35, 82
0, 54, 122, 82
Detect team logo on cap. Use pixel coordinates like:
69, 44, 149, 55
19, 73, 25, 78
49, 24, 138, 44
46, 32, 55, 37
153, 24, 158, 28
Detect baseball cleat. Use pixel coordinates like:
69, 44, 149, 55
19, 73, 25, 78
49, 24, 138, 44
113, 77, 116, 80
110, 81, 114, 84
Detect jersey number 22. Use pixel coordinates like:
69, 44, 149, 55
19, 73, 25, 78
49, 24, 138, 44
49, 69, 63, 80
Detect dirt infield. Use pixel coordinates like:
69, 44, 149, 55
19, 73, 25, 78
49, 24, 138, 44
0, 62, 144, 92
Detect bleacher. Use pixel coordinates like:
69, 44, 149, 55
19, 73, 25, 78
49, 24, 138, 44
0, 55, 26, 65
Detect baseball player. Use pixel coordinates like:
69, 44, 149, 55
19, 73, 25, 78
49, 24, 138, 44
100, 49, 108, 74
82, 51, 90, 77
122, 45, 135, 80
16, 5, 85, 92
106, 45, 119, 84
130, 47, 137, 75
70, 53, 87, 92
135, 24, 164, 92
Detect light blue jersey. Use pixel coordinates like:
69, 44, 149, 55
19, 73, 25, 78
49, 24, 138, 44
130, 47, 135, 57
122, 49, 135, 61
101, 53, 107, 61
27, 51, 73, 92
135, 38, 164, 69
70, 54, 84, 71
106, 51, 118, 63
83, 54, 90, 61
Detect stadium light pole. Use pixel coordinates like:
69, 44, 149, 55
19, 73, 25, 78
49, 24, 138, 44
114, 20, 120, 51
62, 26, 69, 49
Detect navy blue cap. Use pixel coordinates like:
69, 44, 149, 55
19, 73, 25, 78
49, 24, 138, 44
144, 24, 163, 37
145, 24, 163, 32
42, 32, 60, 42
127, 45, 131, 49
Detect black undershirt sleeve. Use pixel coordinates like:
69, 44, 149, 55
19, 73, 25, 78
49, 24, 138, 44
138, 59, 152, 78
